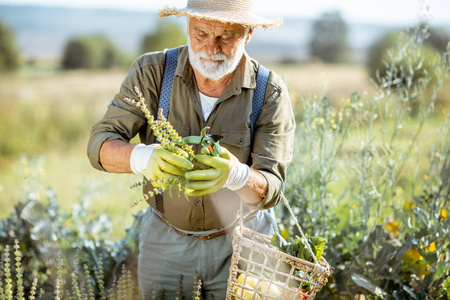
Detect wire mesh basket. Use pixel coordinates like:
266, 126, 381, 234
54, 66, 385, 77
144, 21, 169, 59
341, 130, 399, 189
226, 195, 331, 299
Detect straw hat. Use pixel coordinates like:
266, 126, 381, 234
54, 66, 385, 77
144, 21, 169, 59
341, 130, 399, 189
159, 0, 283, 28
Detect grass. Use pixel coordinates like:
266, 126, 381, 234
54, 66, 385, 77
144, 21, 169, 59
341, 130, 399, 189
267, 62, 378, 107
0, 68, 142, 239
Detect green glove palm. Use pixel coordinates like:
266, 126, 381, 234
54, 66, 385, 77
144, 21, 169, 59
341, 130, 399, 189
142, 146, 194, 189
184, 146, 238, 196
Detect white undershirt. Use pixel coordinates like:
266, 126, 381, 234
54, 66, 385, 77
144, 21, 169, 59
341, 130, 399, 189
199, 92, 219, 120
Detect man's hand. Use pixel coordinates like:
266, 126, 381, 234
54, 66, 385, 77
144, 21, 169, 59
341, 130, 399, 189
142, 146, 194, 188
185, 146, 249, 196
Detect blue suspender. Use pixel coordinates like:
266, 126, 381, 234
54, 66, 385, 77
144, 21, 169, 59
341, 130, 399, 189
158, 47, 179, 120
250, 64, 270, 137
157, 47, 270, 142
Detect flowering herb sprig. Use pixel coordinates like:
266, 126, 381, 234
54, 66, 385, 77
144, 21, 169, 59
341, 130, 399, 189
123, 86, 200, 207
124, 86, 194, 159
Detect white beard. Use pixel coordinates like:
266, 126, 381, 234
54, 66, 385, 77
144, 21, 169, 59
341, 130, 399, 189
187, 35, 246, 81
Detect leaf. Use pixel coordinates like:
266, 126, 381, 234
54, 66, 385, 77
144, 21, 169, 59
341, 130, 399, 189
351, 273, 388, 299
393, 290, 409, 300
433, 261, 448, 281
412, 207, 430, 229
402, 285, 417, 299
395, 209, 420, 234
308, 237, 327, 261
271, 232, 288, 251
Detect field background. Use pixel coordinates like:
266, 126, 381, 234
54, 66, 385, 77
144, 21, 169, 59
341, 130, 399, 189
1, 2, 450, 298
0, 62, 377, 237
0, 61, 447, 239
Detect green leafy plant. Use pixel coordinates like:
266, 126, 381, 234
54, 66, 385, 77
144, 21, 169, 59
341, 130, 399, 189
280, 17, 450, 300
271, 233, 327, 263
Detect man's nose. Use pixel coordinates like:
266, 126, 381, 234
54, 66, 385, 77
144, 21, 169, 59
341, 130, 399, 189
204, 38, 221, 56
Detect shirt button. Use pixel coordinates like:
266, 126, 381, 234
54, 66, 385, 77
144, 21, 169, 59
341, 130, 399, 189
238, 138, 244, 144
195, 200, 201, 205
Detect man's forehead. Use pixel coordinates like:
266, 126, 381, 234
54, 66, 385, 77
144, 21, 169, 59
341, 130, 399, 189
189, 17, 246, 33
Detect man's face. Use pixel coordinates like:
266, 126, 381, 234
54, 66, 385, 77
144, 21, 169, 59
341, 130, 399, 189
187, 17, 253, 80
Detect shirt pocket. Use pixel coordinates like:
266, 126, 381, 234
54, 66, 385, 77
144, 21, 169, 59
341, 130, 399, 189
171, 124, 191, 138
219, 129, 251, 163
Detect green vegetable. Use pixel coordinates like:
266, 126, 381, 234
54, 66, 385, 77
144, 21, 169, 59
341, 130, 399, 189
271, 233, 327, 262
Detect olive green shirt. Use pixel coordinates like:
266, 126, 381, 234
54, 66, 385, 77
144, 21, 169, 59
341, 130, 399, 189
87, 46, 295, 231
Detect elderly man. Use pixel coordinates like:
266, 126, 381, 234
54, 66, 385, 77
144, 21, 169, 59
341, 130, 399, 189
87, 0, 295, 298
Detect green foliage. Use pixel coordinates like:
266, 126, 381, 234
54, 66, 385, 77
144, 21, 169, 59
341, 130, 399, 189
271, 233, 327, 262
367, 25, 450, 79
0, 21, 20, 72
61, 35, 124, 70
309, 11, 349, 63
367, 30, 444, 83
0, 182, 142, 299
140, 20, 186, 54
0, 88, 99, 165
280, 22, 450, 299
366, 24, 450, 114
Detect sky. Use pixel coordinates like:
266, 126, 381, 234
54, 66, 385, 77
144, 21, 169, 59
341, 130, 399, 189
0, 0, 448, 26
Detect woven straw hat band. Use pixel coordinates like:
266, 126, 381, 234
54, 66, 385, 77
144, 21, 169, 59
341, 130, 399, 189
187, 0, 254, 13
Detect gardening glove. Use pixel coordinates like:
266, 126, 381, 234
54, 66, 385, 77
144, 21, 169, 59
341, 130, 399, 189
184, 146, 250, 196
131, 144, 194, 188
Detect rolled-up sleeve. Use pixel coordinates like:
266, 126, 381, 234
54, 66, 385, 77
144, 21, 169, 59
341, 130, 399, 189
87, 55, 162, 171
251, 73, 296, 209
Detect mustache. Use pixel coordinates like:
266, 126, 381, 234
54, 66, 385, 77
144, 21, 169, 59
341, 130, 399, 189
196, 51, 228, 62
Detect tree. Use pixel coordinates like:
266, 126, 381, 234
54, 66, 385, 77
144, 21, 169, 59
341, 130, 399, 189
140, 20, 186, 54
61, 35, 123, 70
309, 11, 349, 63
0, 21, 20, 72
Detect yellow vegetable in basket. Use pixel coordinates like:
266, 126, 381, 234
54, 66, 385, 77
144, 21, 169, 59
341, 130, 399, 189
258, 280, 282, 298
234, 286, 262, 300
237, 274, 259, 289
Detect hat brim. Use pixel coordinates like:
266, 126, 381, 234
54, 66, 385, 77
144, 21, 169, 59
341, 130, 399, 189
159, 7, 283, 28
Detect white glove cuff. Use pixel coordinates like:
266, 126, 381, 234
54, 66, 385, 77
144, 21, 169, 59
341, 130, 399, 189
130, 144, 156, 175
225, 162, 250, 191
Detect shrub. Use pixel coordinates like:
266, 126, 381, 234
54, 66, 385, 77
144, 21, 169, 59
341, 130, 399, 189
308, 11, 349, 63
140, 20, 186, 54
366, 24, 449, 116
279, 21, 450, 299
366, 25, 450, 81
0, 21, 20, 72
61, 35, 123, 70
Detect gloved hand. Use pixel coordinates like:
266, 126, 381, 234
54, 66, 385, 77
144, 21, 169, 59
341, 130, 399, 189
184, 146, 249, 196
142, 146, 194, 189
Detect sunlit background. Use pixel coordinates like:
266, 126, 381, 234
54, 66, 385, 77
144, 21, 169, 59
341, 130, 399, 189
0, 0, 449, 61
0, 0, 449, 232
0, 0, 449, 298
0, 0, 449, 228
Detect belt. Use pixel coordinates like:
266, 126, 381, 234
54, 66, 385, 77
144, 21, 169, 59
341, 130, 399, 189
152, 207, 257, 240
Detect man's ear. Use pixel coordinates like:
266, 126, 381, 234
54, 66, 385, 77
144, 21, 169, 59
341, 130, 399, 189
245, 27, 254, 45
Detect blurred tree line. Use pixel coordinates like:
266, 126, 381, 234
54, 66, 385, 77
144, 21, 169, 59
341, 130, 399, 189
0, 21, 20, 72
0, 14, 448, 85
61, 19, 186, 70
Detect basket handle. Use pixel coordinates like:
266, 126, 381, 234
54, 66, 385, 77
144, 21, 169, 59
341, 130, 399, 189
238, 193, 320, 265
280, 193, 319, 265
